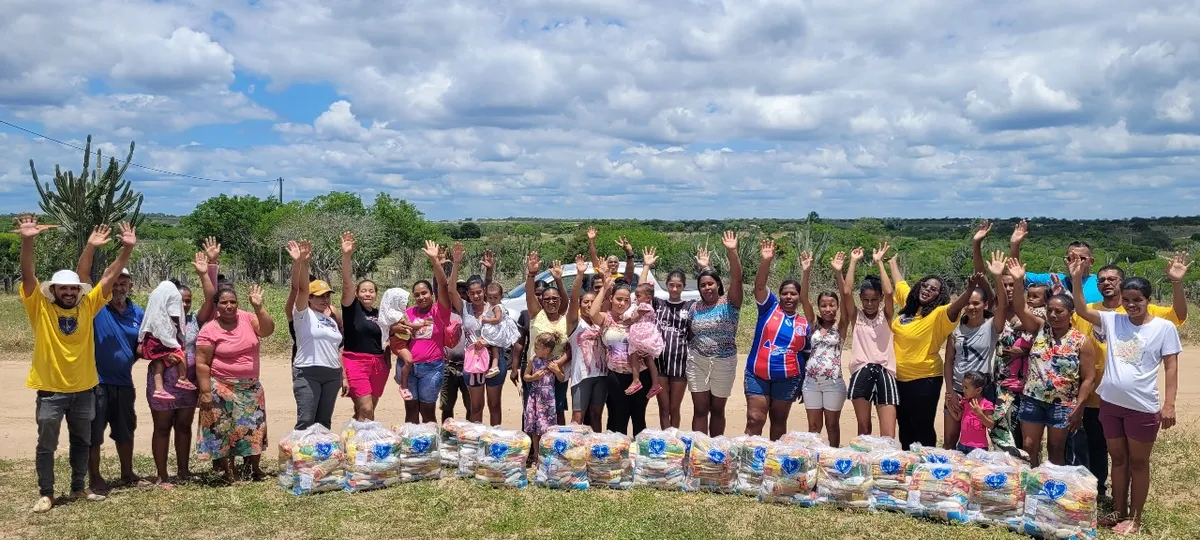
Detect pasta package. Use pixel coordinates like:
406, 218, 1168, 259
475, 428, 532, 488
779, 431, 825, 448
584, 431, 633, 490
683, 435, 736, 493
535, 431, 589, 490
908, 463, 973, 524
849, 435, 903, 453
278, 425, 345, 495
440, 418, 473, 467
968, 460, 1027, 530
633, 429, 687, 490
455, 422, 489, 479
395, 422, 442, 483
910, 443, 968, 466
731, 435, 772, 496
1020, 464, 1098, 540
816, 448, 873, 510
868, 450, 919, 512
760, 444, 818, 507
341, 420, 402, 493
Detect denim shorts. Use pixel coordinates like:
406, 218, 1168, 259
744, 373, 801, 401
1018, 396, 1071, 429
410, 360, 445, 404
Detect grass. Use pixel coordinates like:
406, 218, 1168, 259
1, 429, 1197, 539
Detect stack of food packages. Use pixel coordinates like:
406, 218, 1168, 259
908, 462, 973, 523
341, 420, 402, 493
633, 429, 687, 490
731, 435, 772, 495
584, 431, 633, 489
535, 430, 590, 490
816, 447, 873, 510
683, 435, 736, 493
1020, 464, 1098, 540
394, 422, 442, 483
779, 431, 825, 448
849, 434, 903, 453
760, 443, 819, 507
910, 443, 967, 466
440, 418, 473, 467
868, 449, 919, 512
277, 425, 345, 495
475, 427, 532, 488
965, 450, 1027, 530
455, 422, 489, 479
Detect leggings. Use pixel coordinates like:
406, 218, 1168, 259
605, 370, 652, 437
896, 376, 942, 450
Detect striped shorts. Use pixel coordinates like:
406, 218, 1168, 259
847, 363, 899, 406
656, 350, 688, 380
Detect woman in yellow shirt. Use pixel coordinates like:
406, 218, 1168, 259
888, 254, 975, 449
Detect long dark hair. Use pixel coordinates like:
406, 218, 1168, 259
696, 268, 725, 297
959, 286, 994, 323
899, 275, 949, 318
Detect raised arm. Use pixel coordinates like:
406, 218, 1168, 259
972, 220, 991, 275
1067, 259, 1100, 326
1008, 219, 1026, 261
340, 232, 356, 308
76, 225, 112, 285
753, 239, 775, 305
876, 242, 895, 320
481, 249, 495, 286
888, 252, 905, 287
97, 223, 136, 297
197, 237, 220, 324
834, 250, 852, 321
566, 254, 586, 334
839, 249, 860, 336
799, 251, 816, 322
587, 227, 602, 272
447, 243, 465, 314
945, 272, 980, 322
1005, 258, 1045, 332
248, 284, 275, 337
986, 250, 1008, 332
640, 247, 657, 287
722, 231, 744, 309
617, 236, 635, 283
1166, 251, 1190, 322
422, 241, 452, 311
16, 215, 45, 296
588, 275, 611, 323
549, 259, 566, 303
525, 251, 543, 319
287, 240, 311, 317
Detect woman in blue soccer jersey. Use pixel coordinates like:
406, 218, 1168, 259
745, 238, 813, 441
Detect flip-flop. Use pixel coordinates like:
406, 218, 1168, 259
646, 385, 663, 399
154, 481, 176, 491
1098, 512, 1124, 528
1112, 520, 1140, 536
399, 388, 414, 401
174, 380, 198, 391
151, 390, 177, 402
624, 382, 643, 395
123, 478, 153, 488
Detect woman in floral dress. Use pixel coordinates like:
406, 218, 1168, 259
797, 250, 851, 447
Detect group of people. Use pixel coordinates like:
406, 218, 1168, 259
19, 215, 1188, 535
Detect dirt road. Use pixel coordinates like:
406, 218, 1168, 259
1, 351, 1196, 460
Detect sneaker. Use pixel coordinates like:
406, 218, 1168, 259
31, 496, 53, 513
68, 489, 107, 502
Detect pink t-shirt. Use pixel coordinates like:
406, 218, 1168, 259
849, 310, 896, 375
196, 310, 261, 380
958, 396, 994, 450
407, 303, 451, 364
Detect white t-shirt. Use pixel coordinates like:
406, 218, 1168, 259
293, 307, 343, 369
1096, 310, 1183, 413
568, 320, 607, 386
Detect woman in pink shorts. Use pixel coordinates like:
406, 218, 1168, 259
339, 232, 388, 421
1072, 271, 1184, 536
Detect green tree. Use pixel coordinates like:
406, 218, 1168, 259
458, 222, 483, 239
182, 194, 282, 281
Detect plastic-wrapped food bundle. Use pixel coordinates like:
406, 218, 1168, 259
394, 423, 442, 483
277, 425, 346, 495
731, 435, 772, 495
968, 459, 1027, 530
908, 463, 973, 524
760, 444, 818, 506
849, 434, 903, 453
475, 428, 532, 488
779, 431, 825, 448
341, 420, 402, 493
816, 447, 873, 510
585, 431, 633, 490
910, 443, 967, 466
456, 422, 489, 479
551, 423, 594, 436
633, 429, 687, 490
868, 449, 919, 512
683, 435, 735, 493
966, 448, 1025, 468
440, 418, 473, 467
1020, 464, 1097, 540
535, 430, 589, 490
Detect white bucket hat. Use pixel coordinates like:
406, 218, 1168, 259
40, 269, 93, 300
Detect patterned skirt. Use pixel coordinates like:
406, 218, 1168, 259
196, 378, 267, 460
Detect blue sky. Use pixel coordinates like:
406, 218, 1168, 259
2, 0, 1200, 220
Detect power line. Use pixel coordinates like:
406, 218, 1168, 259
0, 118, 278, 185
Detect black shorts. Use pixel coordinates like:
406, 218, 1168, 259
847, 364, 900, 406
91, 384, 137, 444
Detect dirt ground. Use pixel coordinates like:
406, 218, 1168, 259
1, 351, 1197, 460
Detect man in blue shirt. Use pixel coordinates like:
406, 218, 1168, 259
1009, 220, 1102, 304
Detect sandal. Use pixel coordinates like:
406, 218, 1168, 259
174, 380, 198, 391
485, 367, 500, 379
1112, 520, 1140, 536
154, 481, 176, 491
646, 384, 663, 399
624, 381, 643, 395
151, 390, 176, 402
1098, 511, 1124, 528
399, 388, 414, 401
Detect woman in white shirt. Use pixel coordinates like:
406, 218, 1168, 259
1071, 264, 1183, 537
286, 241, 344, 430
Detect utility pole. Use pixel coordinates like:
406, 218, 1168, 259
277, 177, 285, 283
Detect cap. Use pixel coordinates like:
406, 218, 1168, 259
309, 280, 333, 296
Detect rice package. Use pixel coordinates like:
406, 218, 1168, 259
816, 447, 873, 510
779, 431, 825, 448
341, 420, 402, 493
395, 422, 442, 482
868, 449, 919, 512
535, 430, 589, 490
683, 435, 735, 493
277, 425, 345, 495
731, 435, 772, 495
440, 418, 473, 467
1020, 464, 1097, 540
908, 463, 973, 524
849, 434, 903, 453
760, 444, 818, 506
455, 422, 489, 479
633, 428, 687, 490
968, 459, 1027, 530
910, 443, 967, 466
584, 431, 633, 490
475, 428, 532, 488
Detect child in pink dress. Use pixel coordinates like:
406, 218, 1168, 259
622, 283, 663, 398
953, 371, 995, 454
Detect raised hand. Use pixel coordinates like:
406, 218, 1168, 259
575, 253, 586, 269
587, 227, 597, 241
873, 242, 890, 264
526, 251, 541, 275
118, 222, 137, 247
550, 259, 563, 280
341, 231, 356, 255
481, 250, 495, 270
850, 247, 864, 262
694, 244, 711, 269
1066, 258, 1088, 280
422, 240, 440, 259
286, 241, 303, 261
248, 284, 265, 309
436, 245, 448, 266
1166, 251, 1190, 283
203, 236, 221, 263
830, 251, 845, 272
1010, 220, 1028, 245
974, 219, 992, 242
1005, 258, 1026, 281
14, 214, 53, 238
759, 239, 775, 261
192, 252, 208, 275
87, 225, 112, 248
642, 246, 658, 268
986, 250, 1006, 276
800, 251, 813, 272
616, 236, 633, 256
451, 242, 465, 263
1050, 274, 1066, 296
299, 240, 312, 261
722, 230, 738, 250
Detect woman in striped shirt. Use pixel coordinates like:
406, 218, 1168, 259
638, 247, 696, 429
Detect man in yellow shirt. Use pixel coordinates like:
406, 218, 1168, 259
1069, 259, 1188, 501
18, 215, 137, 513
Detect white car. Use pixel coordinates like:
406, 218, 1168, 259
502, 262, 700, 314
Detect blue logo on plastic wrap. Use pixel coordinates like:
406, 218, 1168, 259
928, 455, 949, 464
834, 458, 853, 475
985, 473, 1007, 489
591, 445, 610, 460
781, 457, 801, 475
648, 438, 666, 456
553, 439, 568, 455
489, 443, 509, 459
932, 466, 951, 480
412, 437, 431, 454
753, 446, 767, 462
1043, 480, 1067, 500
708, 449, 726, 464
880, 459, 901, 475
372, 443, 392, 461
315, 442, 333, 460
